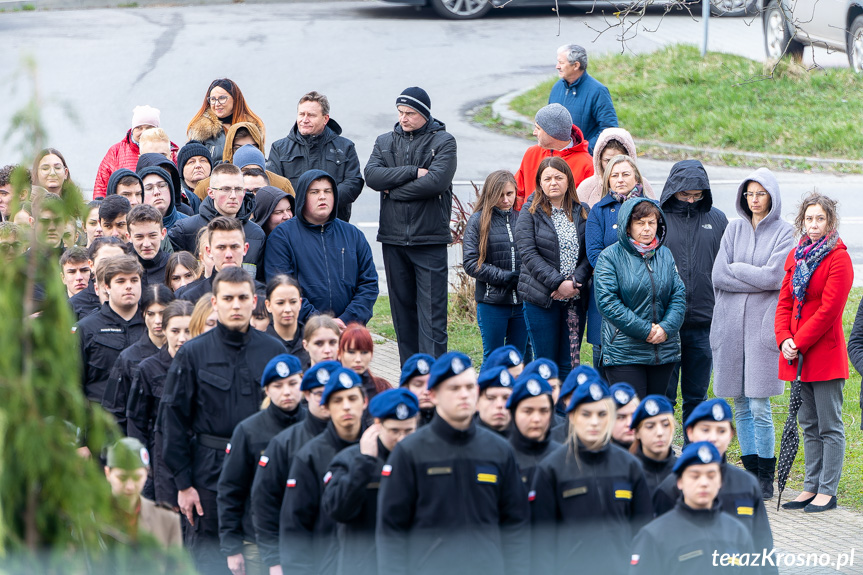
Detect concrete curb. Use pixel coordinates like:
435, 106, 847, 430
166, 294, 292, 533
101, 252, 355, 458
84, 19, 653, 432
490, 87, 534, 127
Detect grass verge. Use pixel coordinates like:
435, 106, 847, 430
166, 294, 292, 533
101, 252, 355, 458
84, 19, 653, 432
481, 44, 863, 173
371, 287, 863, 511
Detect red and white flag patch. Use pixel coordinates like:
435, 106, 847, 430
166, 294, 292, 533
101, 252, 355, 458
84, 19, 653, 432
381, 465, 392, 477
528, 490, 536, 502
258, 456, 269, 467
631, 555, 640, 566
286, 479, 297, 488
225, 443, 232, 454
323, 471, 332, 484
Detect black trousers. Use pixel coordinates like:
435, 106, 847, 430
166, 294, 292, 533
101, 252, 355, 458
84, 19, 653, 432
605, 362, 676, 400
382, 243, 448, 364
184, 485, 231, 575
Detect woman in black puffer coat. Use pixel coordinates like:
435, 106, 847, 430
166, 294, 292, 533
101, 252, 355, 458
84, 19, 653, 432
463, 170, 527, 363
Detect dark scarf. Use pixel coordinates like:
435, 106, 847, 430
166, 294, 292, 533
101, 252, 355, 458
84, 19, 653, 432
792, 230, 838, 319
609, 183, 643, 204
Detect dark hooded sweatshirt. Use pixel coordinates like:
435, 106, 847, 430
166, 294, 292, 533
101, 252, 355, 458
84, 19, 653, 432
659, 160, 728, 328
263, 169, 378, 325
106, 168, 144, 203
135, 153, 193, 224
252, 186, 294, 236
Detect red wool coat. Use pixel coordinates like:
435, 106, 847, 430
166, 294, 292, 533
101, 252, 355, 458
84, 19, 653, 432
774, 239, 853, 382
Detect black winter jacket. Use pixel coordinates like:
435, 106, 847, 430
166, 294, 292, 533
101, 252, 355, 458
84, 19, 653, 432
509, 426, 559, 490
166, 194, 266, 277
659, 160, 728, 328
514, 196, 592, 309
266, 119, 364, 222
266, 322, 311, 369
217, 402, 306, 556
251, 412, 327, 567
633, 445, 677, 495
102, 332, 160, 433
137, 249, 169, 288
159, 322, 286, 492
364, 118, 457, 246
463, 207, 522, 305
69, 280, 101, 321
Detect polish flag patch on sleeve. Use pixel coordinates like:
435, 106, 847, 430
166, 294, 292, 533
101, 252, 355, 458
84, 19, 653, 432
323, 471, 333, 484
528, 490, 536, 502
286, 479, 297, 488
631, 555, 640, 566
381, 464, 392, 477
258, 456, 269, 467
225, 443, 232, 455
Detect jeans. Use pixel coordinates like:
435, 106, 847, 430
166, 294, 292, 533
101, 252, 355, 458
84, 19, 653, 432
666, 325, 713, 428
476, 302, 528, 364
523, 301, 583, 380
734, 395, 775, 458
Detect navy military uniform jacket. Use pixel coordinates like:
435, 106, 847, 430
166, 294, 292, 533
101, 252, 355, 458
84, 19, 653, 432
376, 415, 530, 575
279, 422, 361, 575
217, 402, 306, 556
508, 427, 559, 492
531, 440, 653, 575
102, 332, 160, 433
76, 302, 146, 403
159, 322, 286, 492
251, 412, 328, 567
630, 499, 752, 574
653, 460, 775, 564
633, 446, 677, 495
321, 440, 391, 575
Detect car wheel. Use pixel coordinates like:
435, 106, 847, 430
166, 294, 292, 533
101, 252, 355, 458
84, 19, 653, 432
763, 0, 804, 61
709, 0, 756, 17
847, 15, 863, 72
430, 0, 492, 19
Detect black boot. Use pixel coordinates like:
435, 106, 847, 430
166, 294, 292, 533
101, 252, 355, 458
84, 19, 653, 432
740, 454, 759, 477
758, 457, 776, 500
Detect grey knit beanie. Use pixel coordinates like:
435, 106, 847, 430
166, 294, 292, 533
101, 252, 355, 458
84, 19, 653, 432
535, 104, 573, 142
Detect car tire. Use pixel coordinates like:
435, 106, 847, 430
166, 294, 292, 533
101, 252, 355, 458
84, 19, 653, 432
709, 0, 757, 17
430, 0, 492, 19
763, 0, 804, 61
847, 15, 863, 72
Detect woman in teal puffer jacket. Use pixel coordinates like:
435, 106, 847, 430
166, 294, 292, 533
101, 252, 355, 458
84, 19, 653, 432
594, 197, 686, 398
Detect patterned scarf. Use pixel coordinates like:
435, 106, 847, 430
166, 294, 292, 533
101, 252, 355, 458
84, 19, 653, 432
629, 236, 660, 259
610, 183, 643, 204
792, 230, 839, 319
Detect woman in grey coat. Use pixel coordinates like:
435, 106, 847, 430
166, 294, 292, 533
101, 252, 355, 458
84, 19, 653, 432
710, 168, 794, 499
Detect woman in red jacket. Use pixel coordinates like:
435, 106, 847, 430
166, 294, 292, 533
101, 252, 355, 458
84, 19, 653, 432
775, 193, 853, 513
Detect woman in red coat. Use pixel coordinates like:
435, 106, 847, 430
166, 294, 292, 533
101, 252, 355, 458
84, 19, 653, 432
775, 193, 853, 513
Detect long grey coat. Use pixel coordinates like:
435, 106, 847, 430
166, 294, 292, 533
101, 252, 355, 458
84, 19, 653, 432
710, 168, 794, 398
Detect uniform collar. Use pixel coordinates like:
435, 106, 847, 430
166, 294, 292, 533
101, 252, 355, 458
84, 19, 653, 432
431, 412, 477, 444
216, 321, 252, 347
266, 400, 305, 427
101, 301, 143, 326
635, 444, 674, 472
509, 424, 551, 455
675, 497, 722, 522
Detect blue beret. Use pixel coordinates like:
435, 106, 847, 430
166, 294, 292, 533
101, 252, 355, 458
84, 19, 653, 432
399, 353, 435, 387
506, 374, 553, 409
684, 398, 733, 428
477, 365, 514, 392
565, 380, 611, 413
369, 388, 419, 421
300, 360, 342, 391
673, 441, 722, 475
482, 345, 523, 371
609, 382, 638, 408
260, 354, 303, 387
629, 394, 674, 430
560, 365, 601, 400
427, 351, 472, 390
522, 358, 559, 381
320, 366, 363, 406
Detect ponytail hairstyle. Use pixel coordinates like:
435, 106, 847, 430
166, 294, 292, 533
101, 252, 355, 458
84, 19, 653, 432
140, 283, 175, 312
265, 274, 302, 300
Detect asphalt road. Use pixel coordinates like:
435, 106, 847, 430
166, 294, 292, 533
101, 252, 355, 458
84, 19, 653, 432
2, 1, 861, 287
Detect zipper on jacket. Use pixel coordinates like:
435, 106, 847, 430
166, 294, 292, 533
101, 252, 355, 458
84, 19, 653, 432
506, 213, 517, 304
644, 258, 660, 364
320, 226, 332, 312
341, 248, 345, 279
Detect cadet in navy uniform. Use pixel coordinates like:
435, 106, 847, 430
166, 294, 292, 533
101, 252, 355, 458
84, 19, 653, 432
522, 358, 563, 428
630, 442, 752, 574
652, 399, 775, 570
280, 366, 368, 575
218, 354, 306, 575
475, 365, 514, 435
398, 353, 435, 426
629, 395, 677, 494
531, 379, 652, 575
482, 344, 525, 377
506, 373, 560, 491
321, 388, 419, 575
550, 364, 601, 442
610, 382, 639, 450
376, 352, 530, 575
251, 361, 336, 572
159, 267, 287, 575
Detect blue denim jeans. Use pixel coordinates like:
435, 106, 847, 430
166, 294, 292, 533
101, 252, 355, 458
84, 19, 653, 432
734, 395, 775, 458
523, 301, 583, 380
476, 303, 528, 364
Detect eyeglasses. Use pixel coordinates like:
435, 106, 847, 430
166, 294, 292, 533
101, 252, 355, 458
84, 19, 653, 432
209, 95, 229, 105
144, 182, 170, 192
40, 165, 65, 174
213, 186, 244, 196
676, 191, 703, 201
743, 191, 769, 199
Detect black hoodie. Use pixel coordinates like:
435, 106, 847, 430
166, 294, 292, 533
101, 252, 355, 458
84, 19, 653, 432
659, 160, 728, 328
106, 168, 143, 202
136, 153, 194, 217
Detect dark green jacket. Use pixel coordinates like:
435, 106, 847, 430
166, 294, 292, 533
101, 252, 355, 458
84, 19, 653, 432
594, 197, 686, 366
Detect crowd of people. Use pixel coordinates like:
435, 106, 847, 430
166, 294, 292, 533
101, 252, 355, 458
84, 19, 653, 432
1, 41, 861, 575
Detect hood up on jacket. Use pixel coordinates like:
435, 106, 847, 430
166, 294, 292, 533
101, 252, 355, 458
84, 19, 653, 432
294, 169, 338, 228
736, 167, 782, 225
223, 121, 265, 164
592, 128, 639, 177
617, 197, 668, 255
106, 168, 143, 200
659, 159, 713, 213
252, 186, 294, 235
136, 153, 183, 215
136, 165, 179, 224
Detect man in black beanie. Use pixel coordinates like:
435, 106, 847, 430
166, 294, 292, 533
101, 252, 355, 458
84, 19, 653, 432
365, 87, 457, 363
177, 141, 211, 214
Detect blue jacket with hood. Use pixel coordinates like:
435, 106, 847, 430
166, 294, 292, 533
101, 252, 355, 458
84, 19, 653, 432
264, 169, 378, 325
